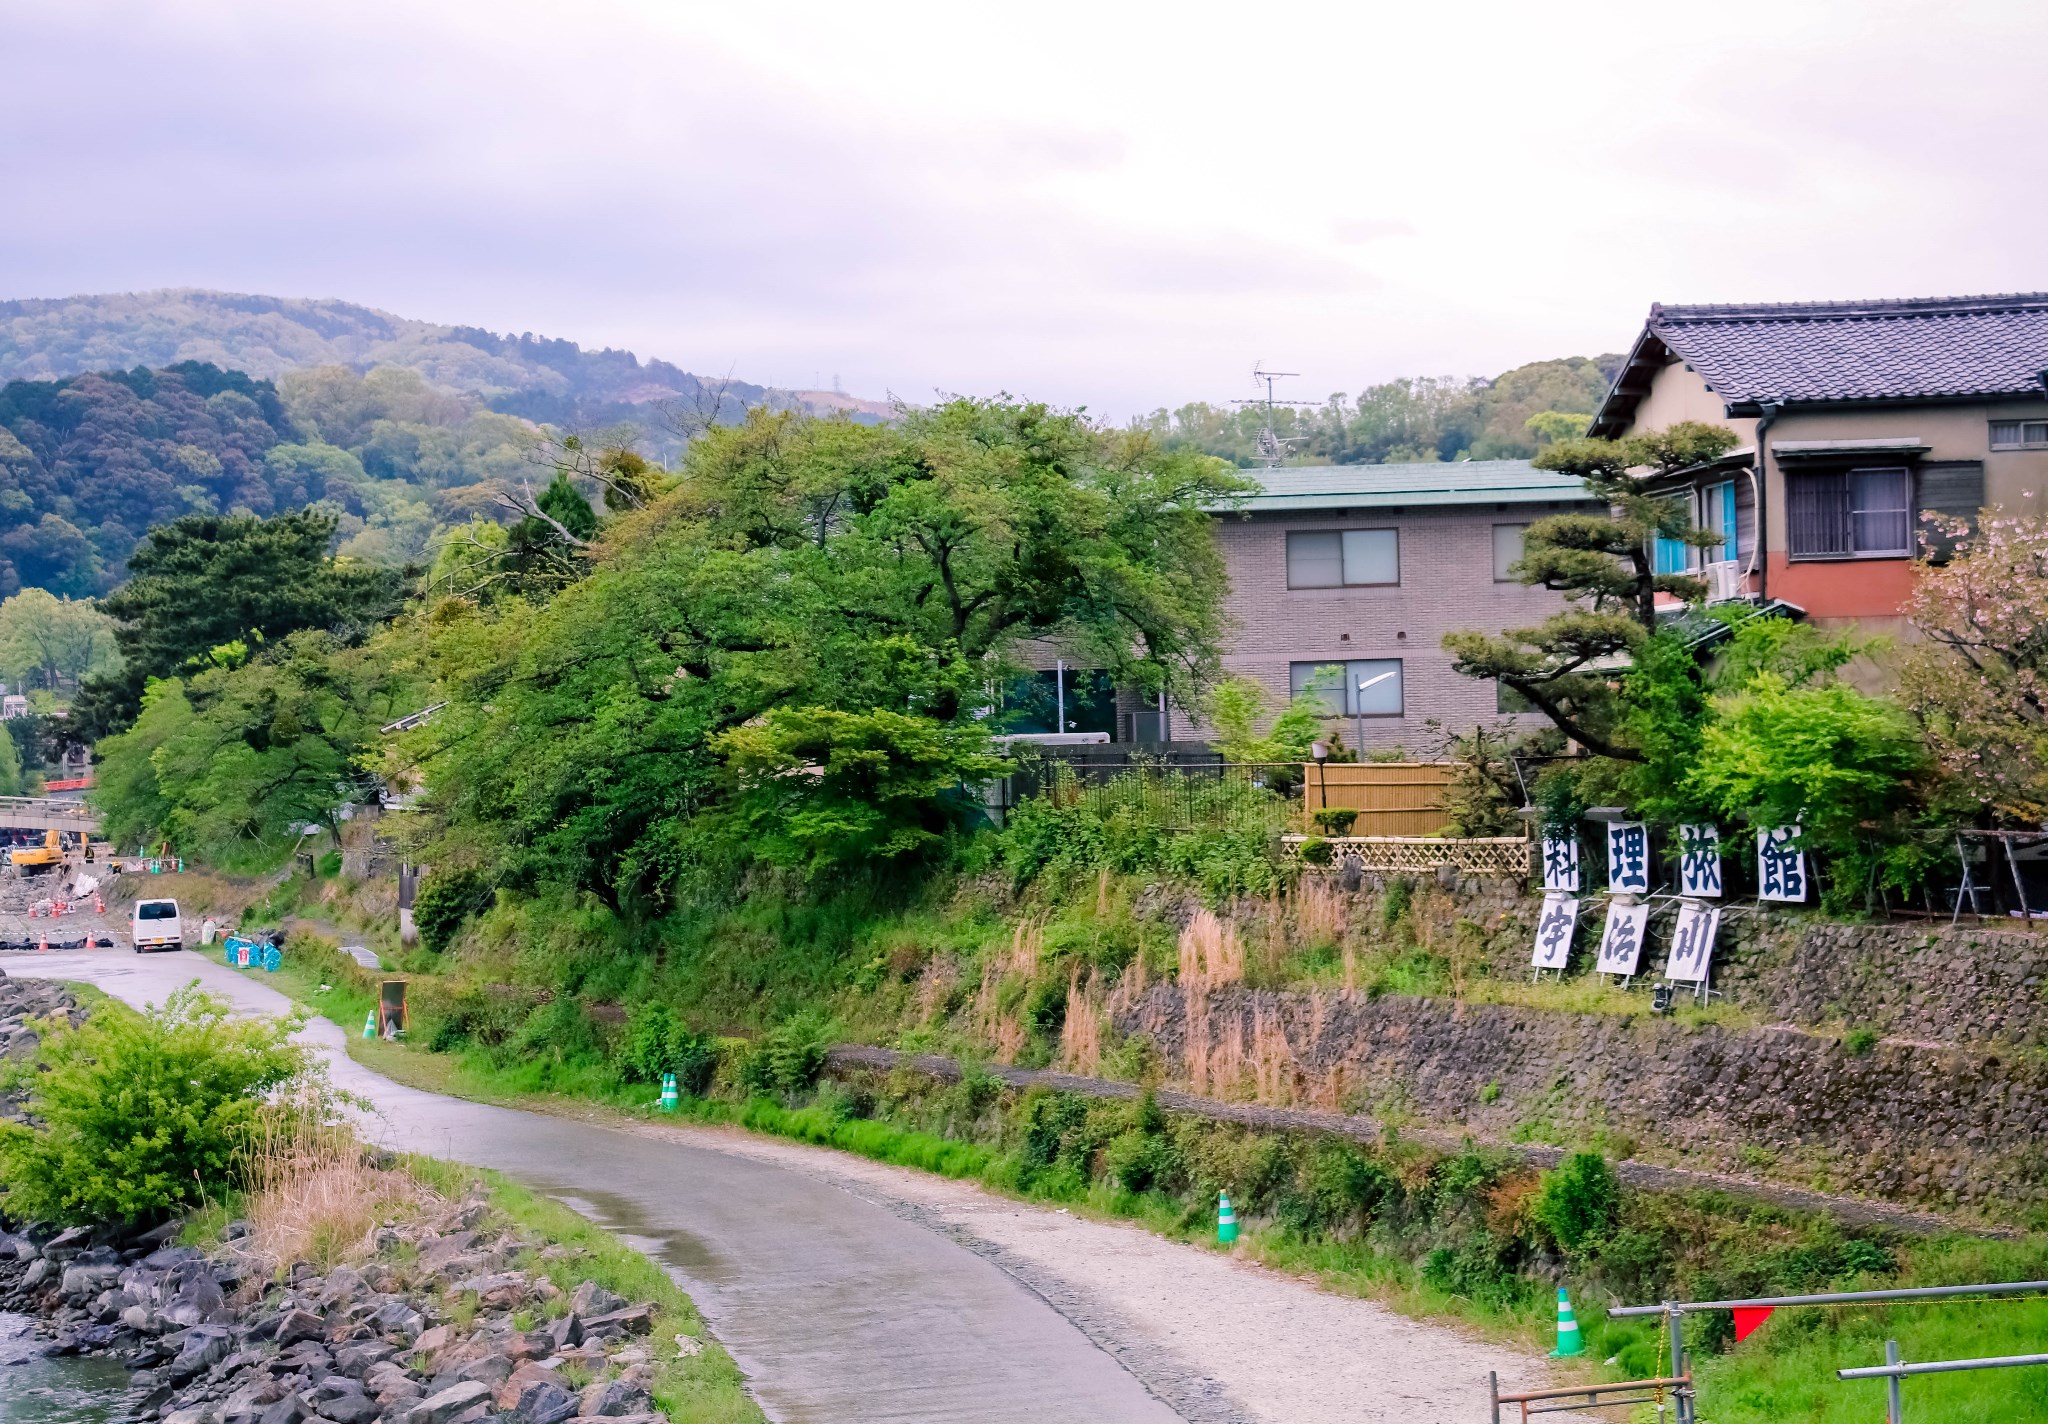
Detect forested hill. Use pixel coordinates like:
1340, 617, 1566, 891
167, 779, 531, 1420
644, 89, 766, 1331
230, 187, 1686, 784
1146, 354, 1627, 466
0, 360, 543, 595
0, 289, 890, 430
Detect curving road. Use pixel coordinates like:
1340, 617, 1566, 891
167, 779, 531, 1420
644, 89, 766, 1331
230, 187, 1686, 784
7, 946, 1545, 1423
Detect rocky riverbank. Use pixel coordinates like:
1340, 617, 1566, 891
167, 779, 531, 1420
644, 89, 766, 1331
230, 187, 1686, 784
1, 1179, 684, 1424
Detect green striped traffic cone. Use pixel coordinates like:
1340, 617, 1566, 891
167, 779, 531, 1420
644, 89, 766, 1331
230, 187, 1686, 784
362, 1010, 377, 1040
1216, 1191, 1238, 1245
657, 1073, 679, 1112
1550, 1287, 1584, 1358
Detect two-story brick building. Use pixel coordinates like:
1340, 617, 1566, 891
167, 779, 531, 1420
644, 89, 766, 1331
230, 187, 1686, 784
1190, 459, 1598, 752
1590, 292, 2048, 632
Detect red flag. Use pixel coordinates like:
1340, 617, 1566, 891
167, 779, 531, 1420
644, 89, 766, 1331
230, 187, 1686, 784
1733, 1306, 1775, 1342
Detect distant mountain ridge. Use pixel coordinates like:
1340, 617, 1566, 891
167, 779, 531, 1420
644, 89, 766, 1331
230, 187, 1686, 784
0, 289, 893, 426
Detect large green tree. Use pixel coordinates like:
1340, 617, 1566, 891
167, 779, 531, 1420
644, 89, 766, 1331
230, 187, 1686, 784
70, 508, 408, 738
407, 399, 1246, 902
94, 629, 419, 861
0, 588, 119, 693
1443, 421, 1738, 761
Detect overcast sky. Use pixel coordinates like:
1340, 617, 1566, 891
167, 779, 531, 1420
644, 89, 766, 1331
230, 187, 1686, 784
4, 1, 2046, 417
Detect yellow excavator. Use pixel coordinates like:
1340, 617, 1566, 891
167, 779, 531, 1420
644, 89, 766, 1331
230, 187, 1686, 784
9, 830, 63, 875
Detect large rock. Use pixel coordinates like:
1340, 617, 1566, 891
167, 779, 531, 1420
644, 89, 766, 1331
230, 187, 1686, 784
404, 1381, 493, 1424
499, 1378, 578, 1424
567, 1283, 624, 1319
577, 1379, 653, 1418
168, 1324, 236, 1381
277, 1309, 328, 1345
580, 1307, 652, 1338
334, 1341, 399, 1377
371, 1302, 425, 1343
59, 1261, 121, 1299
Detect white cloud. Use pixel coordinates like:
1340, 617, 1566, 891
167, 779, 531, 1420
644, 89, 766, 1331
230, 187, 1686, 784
2, 0, 2045, 415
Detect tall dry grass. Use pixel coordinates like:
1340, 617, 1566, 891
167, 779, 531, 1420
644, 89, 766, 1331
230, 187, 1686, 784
1176, 909, 1243, 988
972, 918, 1044, 1060
240, 1100, 420, 1276
1059, 968, 1103, 1076
1292, 877, 1347, 949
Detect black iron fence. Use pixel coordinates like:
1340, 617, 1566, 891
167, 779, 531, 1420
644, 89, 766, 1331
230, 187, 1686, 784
989, 749, 1301, 832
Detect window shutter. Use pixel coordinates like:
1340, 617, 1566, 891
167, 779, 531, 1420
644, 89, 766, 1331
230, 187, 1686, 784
1915, 461, 1985, 562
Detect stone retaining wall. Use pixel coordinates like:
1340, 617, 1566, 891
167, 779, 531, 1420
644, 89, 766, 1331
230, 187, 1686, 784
1109, 982, 2048, 1213
1336, 870, 2048, 1048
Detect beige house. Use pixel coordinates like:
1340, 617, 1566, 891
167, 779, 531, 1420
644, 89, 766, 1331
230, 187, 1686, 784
1591, 292, 2048, 632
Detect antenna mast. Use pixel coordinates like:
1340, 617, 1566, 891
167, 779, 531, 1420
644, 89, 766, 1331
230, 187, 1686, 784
1230, 362, 1314, 467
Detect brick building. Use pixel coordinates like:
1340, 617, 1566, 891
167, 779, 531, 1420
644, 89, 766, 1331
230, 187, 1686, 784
1198, 460, 1598, 753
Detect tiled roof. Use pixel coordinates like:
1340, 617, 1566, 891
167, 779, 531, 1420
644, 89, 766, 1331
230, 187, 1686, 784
1591, 292, 2048, 435
1229, 459, 1596, 514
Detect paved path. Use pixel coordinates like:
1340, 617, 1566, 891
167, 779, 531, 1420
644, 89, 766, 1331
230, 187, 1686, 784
5, 947, 1547, 1423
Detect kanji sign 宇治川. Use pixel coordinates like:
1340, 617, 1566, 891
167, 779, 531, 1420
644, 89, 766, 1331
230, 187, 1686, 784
1541, 835, 1580, 893
1607, 822, 1650, 895
1664, 901, 1721, 983
1531, 894, 1578, 970
1677, 823, 1721, 898
1757, 826, 1807, 903
1595, 900, 1650, 977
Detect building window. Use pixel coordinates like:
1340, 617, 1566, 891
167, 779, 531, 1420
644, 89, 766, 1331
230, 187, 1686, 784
1786, 467, 1912, 559
1285, 529, 1398, 588
1990, 420, 2048, 450
1652, 496, 1691, 575
1702, 480, 1737, 562
1492, 524, 1527, 582
1290, 659, 1403, 717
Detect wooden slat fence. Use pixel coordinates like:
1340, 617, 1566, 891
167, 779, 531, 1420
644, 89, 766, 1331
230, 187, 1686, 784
1300, 762, 1454, 837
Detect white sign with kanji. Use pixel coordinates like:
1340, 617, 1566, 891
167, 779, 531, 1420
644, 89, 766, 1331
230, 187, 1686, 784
1540, 835, 1580, 893
1664, 901, 1721, 983
1677, 823, 1722, 898
1757, 826, 1807, 903
1595, 900, 1651, 976
1607, 822, 1651, 895
1531, 893, 1578, 970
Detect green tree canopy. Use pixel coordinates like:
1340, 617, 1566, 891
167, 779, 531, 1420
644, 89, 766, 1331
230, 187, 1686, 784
69, 507, 408, 738
1444, 421, 1739, 760
0, 588, 119, 693
407, 399, 1247, 905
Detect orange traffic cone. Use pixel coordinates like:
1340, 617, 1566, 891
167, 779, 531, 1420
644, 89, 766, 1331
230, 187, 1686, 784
38, 931, 49, 953
94, 894, 104, 914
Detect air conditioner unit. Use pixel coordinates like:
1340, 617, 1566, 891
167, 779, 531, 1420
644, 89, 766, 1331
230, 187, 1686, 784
1700, 560, 1743, 602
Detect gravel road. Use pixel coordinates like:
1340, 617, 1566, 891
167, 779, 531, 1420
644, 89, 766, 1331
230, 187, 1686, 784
8, 945, 1550, 1423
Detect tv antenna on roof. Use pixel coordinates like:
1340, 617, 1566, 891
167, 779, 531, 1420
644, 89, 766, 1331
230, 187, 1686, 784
1231, 361, 1314, 467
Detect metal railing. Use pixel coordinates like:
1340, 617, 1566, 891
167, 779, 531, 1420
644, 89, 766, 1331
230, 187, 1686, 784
1840, 1341, 2048, 1423
993, 755, 1300, 833
1488, 1371, 1690, 1422
1610, 1281, 2048, 1424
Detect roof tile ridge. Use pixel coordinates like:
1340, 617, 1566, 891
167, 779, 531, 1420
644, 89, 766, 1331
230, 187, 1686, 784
1652, 292, 2048, 325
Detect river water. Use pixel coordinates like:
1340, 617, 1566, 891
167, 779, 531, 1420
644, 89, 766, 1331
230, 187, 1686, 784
0, 1314, 129, 1424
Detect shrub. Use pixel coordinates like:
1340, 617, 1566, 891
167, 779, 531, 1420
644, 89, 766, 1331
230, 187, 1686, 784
1311, 808, 1359, 835
616, 1003, 721, 1094
0, 986, 312, 1223
1842, 1026, 1879, 1057
740, 1010, 835, 1094
414, 867, 495, 954
501, 996, 604, 1069
1298, 836, 1333, 866
1532, 1151, 1621, 1253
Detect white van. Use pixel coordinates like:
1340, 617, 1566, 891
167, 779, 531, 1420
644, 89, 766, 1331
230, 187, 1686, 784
132, 898, 183, 953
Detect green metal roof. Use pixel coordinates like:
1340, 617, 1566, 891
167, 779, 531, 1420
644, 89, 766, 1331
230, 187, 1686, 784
1225, 459, 1600, 514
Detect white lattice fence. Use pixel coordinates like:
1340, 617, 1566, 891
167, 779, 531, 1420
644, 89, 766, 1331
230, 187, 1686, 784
1282, 834, 1532, 878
